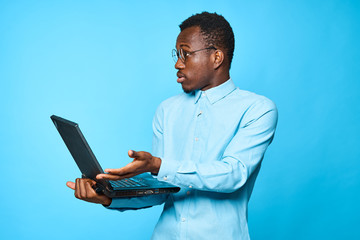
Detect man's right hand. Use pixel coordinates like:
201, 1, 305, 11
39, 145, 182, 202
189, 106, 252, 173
66, 178, 112, 206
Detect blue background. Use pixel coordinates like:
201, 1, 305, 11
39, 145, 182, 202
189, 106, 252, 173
1, 0, 359, 239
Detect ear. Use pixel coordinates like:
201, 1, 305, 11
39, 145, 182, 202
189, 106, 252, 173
212, 50, 225, 69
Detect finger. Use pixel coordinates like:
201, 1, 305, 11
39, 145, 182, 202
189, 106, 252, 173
83, 178, 97, 186
128, 149, 137, 158
79, 178, 87, 198
96, 173, 125, 181
85, 181, 96, 197
101, 161, 136, 177
131, 150, 153, 161
105, 165, 145, 179
103, 167, 128, 176
75, 178, 80, 199
103, 168, 125, 175
98, 167, 143, 180
97, 171, 143, 181
128, 150, 147, 159
97, 171, 124, 180
66, 181, 75, 190
111, 172, 142, 179
100, 163, 139, 179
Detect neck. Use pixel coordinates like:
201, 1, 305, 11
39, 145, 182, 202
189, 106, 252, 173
201, 70, 230, 91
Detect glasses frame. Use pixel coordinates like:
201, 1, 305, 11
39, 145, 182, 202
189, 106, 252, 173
172, 46, 217, 63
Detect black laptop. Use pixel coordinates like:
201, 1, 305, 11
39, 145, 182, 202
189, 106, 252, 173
51, 115, 180, 198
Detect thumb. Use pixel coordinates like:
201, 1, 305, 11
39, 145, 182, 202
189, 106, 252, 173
66, 181, 75, 190
128, 150, 138, 158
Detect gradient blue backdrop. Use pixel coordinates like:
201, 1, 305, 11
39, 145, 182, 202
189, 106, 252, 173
1, 0, 359, 239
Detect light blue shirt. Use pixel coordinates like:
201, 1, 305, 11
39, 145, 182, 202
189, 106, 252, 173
107, 79, 278, 240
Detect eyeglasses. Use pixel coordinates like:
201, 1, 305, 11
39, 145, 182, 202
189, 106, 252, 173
172, 46, 217, 63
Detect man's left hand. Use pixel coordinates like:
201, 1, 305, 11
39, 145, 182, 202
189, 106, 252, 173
96, 150, 161, 181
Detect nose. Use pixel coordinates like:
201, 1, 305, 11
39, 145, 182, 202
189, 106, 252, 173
175, 58, 185, 70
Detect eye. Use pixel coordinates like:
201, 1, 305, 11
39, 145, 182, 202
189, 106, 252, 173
182, 49, 190, 57
180, 49, 190, 62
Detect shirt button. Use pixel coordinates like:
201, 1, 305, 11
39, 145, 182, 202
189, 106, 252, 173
189, 185, 193, 188
203, 92, 206, 96
163, 176, 168, 181
195, 137, 199, 141
181, 217, 186, 222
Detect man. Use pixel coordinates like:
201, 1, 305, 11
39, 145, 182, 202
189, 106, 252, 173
67, 12, 278, 239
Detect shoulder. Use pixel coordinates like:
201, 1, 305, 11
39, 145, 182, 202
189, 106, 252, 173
232, 88, 277, 112
229, 88, 278, 127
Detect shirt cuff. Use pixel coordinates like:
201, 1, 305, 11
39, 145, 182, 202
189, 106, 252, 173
157, 157, 181, 184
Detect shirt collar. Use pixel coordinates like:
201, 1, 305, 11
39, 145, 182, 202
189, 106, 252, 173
194, 78, 236, 104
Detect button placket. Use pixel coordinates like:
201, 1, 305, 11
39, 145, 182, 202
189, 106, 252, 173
192, 93, 206, 163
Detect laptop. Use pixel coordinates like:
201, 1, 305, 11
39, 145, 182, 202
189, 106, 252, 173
51, 115, 180, 198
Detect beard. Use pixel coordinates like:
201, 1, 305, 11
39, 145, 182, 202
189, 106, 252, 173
182, 86, 194, 94
181, 83, 194, 94
183, 88, 193, 94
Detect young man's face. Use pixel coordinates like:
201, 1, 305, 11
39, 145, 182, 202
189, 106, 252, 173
175, 26, 216, 93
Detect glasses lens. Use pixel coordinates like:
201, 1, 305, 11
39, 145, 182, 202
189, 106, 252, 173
179, 48, 186, 62
172, 49, 178, 63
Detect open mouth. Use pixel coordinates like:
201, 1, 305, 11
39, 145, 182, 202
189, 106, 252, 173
177, 72, 186, 83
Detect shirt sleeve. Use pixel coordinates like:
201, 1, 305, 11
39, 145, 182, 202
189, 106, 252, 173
156, 98, 278, 193
105, 194, 168, 211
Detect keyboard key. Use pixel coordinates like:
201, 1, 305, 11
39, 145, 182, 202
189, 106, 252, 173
110, 178, 148, 188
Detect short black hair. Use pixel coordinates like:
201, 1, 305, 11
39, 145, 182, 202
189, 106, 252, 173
179, 12, 235, 68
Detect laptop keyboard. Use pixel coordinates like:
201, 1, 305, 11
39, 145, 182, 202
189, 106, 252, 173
110, 178, 148, 188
